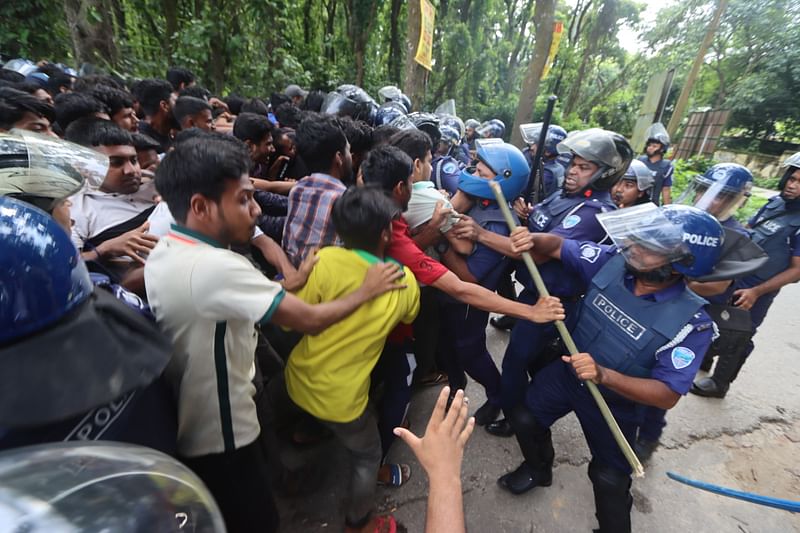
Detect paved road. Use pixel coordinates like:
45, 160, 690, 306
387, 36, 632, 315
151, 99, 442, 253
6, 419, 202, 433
278, 281, 800, 532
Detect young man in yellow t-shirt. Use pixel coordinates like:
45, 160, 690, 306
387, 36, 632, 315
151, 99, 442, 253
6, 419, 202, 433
285, 186, 420, 533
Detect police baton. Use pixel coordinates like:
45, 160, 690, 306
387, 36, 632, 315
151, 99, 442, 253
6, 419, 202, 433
489, 181, 645, 477
526, 95, 558, 206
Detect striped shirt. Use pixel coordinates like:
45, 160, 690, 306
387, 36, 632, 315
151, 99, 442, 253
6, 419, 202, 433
282, 173, 346, 267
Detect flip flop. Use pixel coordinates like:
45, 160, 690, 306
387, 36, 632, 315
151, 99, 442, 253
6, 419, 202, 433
377, 463, 411, 487
372, 515, 397, 533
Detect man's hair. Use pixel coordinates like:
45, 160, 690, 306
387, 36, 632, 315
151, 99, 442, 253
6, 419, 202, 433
0, 87, 55, 129
295, 114, 347, 174
389, 129, 432, 162
232, 112, 273, 144
0, 70, 25, 84
275, 102, 303, 129
241, 98, 268, 116
270, 92, 292, 111
301, 90, 326, 112
178, 85, 211, 100
72, 74, 126, 92
44, 69, 73, 96
339, 117, 373, 155
131, 132, 161, 151
173, 127, 209, 146
372, 124, 401, 146
87, 85, 135, 116
155, 132, 250, 223
64, 117, 133, 148
360, 145, 413, 194
224, 94, 247, 115
136, 78, 174, 116
54, 92, 108, 130
332, 187, 400, 251
173, 96, 212, 127
166, 67, 196, 91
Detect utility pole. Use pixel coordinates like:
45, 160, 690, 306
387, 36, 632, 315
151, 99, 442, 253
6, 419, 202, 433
666, 0, 728, 138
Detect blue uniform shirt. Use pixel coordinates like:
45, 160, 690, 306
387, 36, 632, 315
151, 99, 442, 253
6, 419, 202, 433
560, 239, 715, 395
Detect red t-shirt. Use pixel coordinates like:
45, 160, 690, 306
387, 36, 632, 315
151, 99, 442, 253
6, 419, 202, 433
387, 217, 449, 286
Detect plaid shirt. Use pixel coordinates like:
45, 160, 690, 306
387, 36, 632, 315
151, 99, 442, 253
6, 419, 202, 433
282, 173, 346, 267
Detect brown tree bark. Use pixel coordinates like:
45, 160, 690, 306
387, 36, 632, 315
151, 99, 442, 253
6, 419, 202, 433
510, 0, 556, 147
387, 0, 404, 83
63, 0, 118, 67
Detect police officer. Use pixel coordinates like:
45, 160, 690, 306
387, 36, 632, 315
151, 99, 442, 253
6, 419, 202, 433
636, 163, 762, 460
611, 159, 655, 209
691, 155, 800, 397
438, 139, 543, 425
519, 122, 568, 200
476, 119, 505, 140
639, 123, 674, 205
481, 129, 632, 436
431, 124, 465, 196
498, 205, 724, 533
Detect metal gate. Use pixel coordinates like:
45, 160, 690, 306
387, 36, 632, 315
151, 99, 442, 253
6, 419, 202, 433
673, 109, 730, 159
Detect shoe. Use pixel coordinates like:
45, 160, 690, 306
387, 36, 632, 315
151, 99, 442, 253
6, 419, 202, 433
498, 462, 552, 495
490, 315, 516, 331
634, 438, 659, 464
486, 418, 514, 437
690, 376, 729, 398
474, 401, 501, 426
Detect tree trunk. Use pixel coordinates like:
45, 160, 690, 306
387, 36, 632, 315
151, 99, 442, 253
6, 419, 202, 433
162, 0, 179, 58
667, 0, 729, 137
511, 0, 556, 147
388, 0, 404, 83
403, 0, 428, 110
63, 0, 118, 67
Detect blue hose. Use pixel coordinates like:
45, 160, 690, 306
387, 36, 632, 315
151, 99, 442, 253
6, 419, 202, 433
667, 471, 800, 513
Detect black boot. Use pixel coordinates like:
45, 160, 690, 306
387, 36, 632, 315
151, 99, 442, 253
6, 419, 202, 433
486, 417, 514, 437
490, 315, 517, 331
498, 406, 554, 495
699, 352, 715, 372
691, 350, 747, 398
474, 401, 501, 426
588, 460, 632, 533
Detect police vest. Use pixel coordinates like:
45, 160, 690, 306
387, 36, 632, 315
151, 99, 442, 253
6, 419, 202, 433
432, 155, 462, 196
747, 196, 800, 283
528, 190, 616, 233
468, 199, 518, 229
572, 255, 707, 378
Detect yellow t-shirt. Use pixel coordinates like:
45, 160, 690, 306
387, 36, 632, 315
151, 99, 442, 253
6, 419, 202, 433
285, 247, 420, 423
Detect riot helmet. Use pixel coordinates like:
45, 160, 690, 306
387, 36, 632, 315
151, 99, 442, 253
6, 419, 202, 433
662, 204, 726, 277
439, 114, 465, 141
375, 101, 407, 126
408, 112, 441, 146
457, 138, 530, 200
519, 123, 568, 157
465, 118, 480, 130
644, 122, 670, 154
557, 128, 634, 192
438, 125, 461, 155
322, 85, 378, 125
477, 119, 505, 139
778, 152, 800, 191
676, 163, 753, 222
378, 85, 403, 103
622, 159, 656, 193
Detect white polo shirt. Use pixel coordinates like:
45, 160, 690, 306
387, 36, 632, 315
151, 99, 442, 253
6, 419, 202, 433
144, 224, 285, 457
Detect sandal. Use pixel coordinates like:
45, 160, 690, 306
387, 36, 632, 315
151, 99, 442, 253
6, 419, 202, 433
377, 463, 411, 487
373, 515, 397, 533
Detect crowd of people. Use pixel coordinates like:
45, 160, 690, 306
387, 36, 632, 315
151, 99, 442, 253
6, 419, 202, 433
1, 59, 799, 533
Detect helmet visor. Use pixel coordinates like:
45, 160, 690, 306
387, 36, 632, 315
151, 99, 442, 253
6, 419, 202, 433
519, 123, 543, 145
2, 130, 109, 198
321, 92, 356, 117
676, 177, 751, 222
597, 203, 689, 271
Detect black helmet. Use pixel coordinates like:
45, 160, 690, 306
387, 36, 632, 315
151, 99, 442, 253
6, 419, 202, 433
408, 112, 441, 146
322, 85, 379, 125
557, 128, 634, 191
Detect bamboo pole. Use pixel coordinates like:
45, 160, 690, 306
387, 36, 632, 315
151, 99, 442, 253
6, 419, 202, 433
489, 181, 645, 477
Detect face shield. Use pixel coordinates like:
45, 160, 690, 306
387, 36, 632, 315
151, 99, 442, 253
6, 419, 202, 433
676, 175, 751, 222
519, 123, 543, 145
321, 92, 358, 117
434, 99, 456, 116
1, 130, 109, 206
597, 203, 689, 271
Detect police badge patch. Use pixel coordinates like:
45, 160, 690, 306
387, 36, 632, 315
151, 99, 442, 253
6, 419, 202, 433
562, 214, 581, 229
579, 243, 601, 263
443, 161, 458, 174
671, 346, 695, 369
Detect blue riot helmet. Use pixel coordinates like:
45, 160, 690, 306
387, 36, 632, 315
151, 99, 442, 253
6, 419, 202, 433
477, 119, 506, 139
438, 125, 461, 155
557, 128, 634, 191
458, 138, 530, 200
375, 101, 407, 126
0, 196, 93, 344
388, 114, 418, 131
519, 123, 568, 157
439, 114, 465, 141
409, 112, 441, 146
645, 122, 670, 154
778, 152, 800, 191
465, 118, 480, 131
677, 163, 753, 222
662, 204, 725, 277
0, 196, 173, 426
